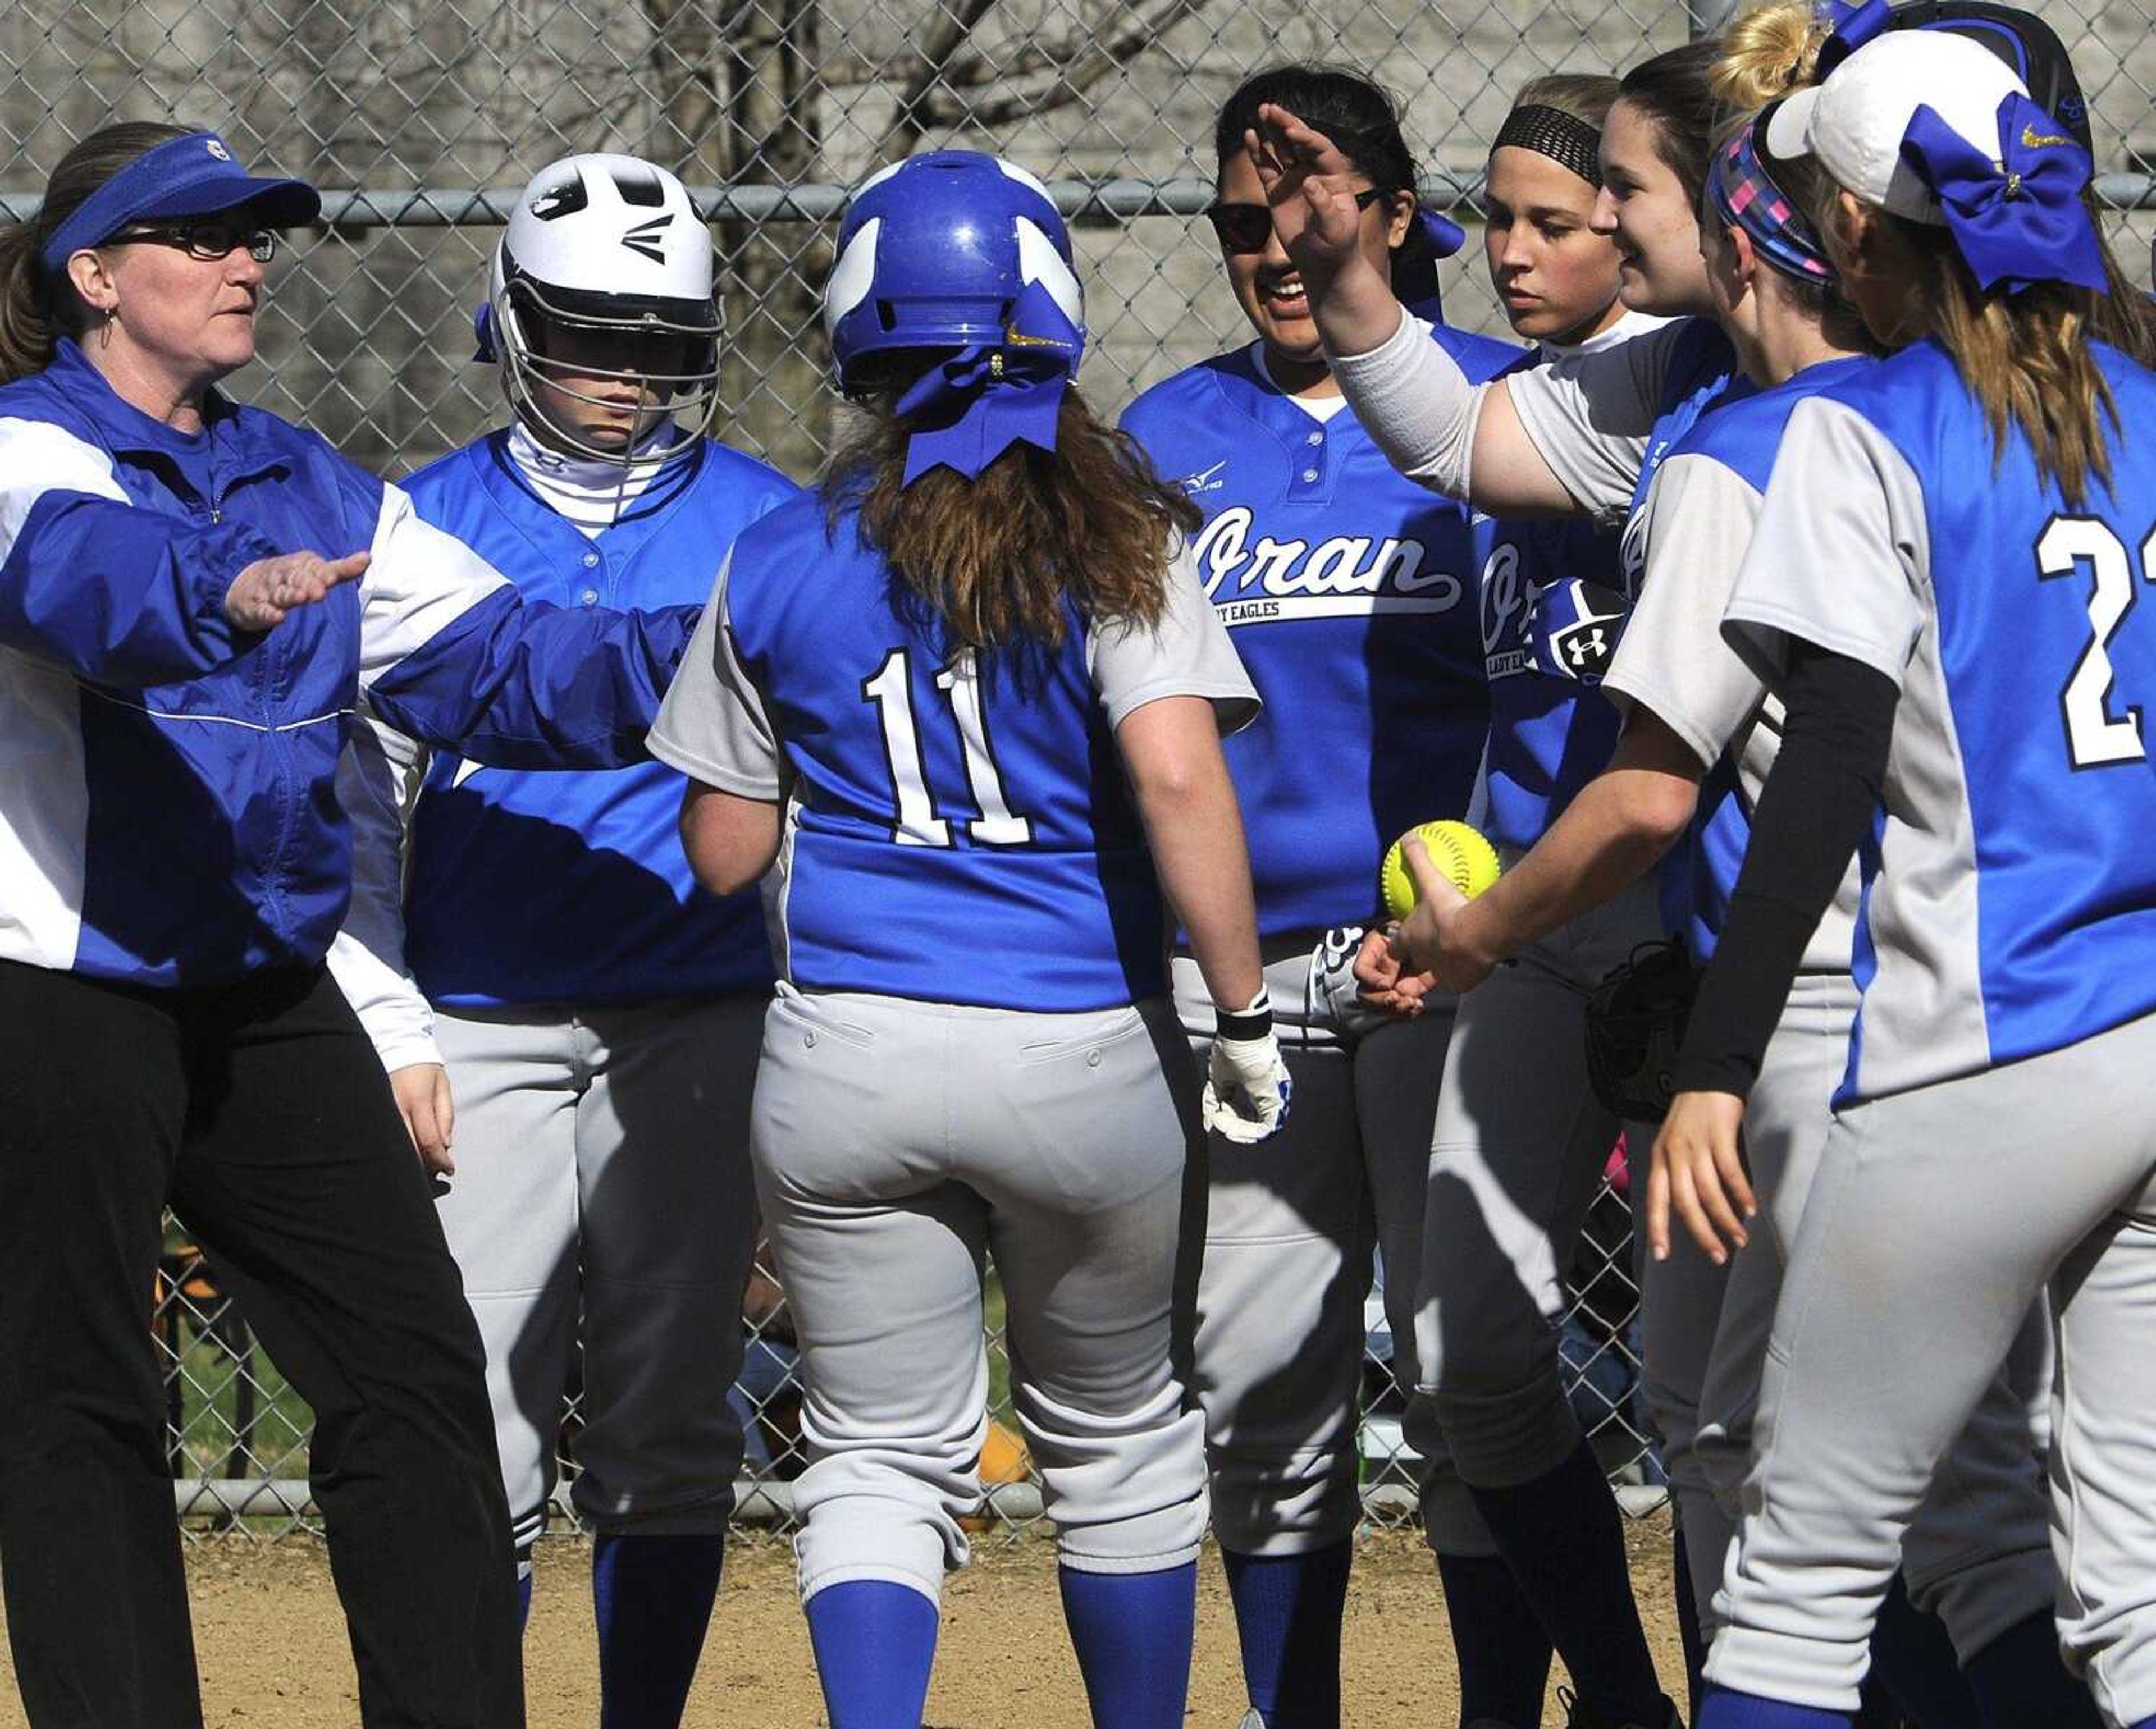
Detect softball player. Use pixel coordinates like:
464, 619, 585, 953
330, 154, 797, 1727
1125, 62, 1668, 1729
1396, 16, 2084, 1718
645, 149, 1282, 1729
1256, 46, 1743, 1729
1643, 31, 2156, 1728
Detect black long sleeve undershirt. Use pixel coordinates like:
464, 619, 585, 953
1671, 641, 1901, 1099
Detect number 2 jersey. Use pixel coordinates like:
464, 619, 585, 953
1118, 318, 1519, 934
1724, 337, 2156, 1102
647, 493, 1259, 1011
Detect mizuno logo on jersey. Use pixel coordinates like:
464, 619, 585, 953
1176, 460, 1228, 496
1192, 505, 1464, 623
621, 213, 673, 263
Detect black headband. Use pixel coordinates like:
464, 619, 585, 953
1492, 104, 1603, 189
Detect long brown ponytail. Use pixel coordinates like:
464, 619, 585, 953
824, 388, 1201, 655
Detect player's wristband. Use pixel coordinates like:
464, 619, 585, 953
1216, 987, 1274, 1043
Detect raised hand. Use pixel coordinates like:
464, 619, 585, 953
225, 548, 371, 632
1246, 103, 1372, 294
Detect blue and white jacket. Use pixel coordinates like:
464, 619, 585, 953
0, 339, 695, 991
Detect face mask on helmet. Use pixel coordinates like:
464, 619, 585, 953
487, 153, 723, 467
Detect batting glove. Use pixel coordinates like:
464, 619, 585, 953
1203, 989, 1292, 1145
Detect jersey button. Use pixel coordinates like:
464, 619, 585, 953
1300, 468, 1319, 483
579, 587, 600, 606
1305, 431, 1322, 445
581, 551, 600, 568
1086, 1049, 1102, 1068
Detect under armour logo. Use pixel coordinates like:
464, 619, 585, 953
1565, 629, 1607, 667
621, 213, 673, 264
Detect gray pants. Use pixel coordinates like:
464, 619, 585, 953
433, 995, 762, 1547
1705, 1009, 2156, 1723
1650, 974, 2054, 1653
1176, 948, 1492, 1558
1413, 867, 1662, 1490
750, 985, 1211, 1604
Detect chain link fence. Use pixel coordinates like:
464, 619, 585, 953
12, 0, 2154, 1543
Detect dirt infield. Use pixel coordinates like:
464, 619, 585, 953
0, 1518, 1686, 1726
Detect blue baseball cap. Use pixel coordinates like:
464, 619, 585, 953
39, 132, 320, 276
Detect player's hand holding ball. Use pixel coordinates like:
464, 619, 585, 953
1203, 989, 1292, 1145
1385, 820, 1502, 994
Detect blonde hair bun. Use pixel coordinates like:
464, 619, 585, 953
1714, 0, 1827, 109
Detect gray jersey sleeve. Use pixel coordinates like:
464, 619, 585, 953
1505, 322, 1685, 526
1326, 311, 1484, 501
647, 551, 788, 798
1089, 542, 1262, 734
1602, 453, 1767, 771
1723, 398, 1931, 690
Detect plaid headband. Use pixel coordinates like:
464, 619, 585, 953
1707, 116, 1833, 284
1493, 103, 1602, 189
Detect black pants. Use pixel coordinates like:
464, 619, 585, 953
0, 960, 523, 1728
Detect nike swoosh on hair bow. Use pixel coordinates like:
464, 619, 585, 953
1898, 92, 2106, 295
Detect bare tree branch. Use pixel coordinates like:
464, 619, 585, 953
915, 0, 1209, 127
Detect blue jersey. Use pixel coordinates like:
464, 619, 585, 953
1483, 319, 1739, 851
1725, 339, 2156, 1100
394, 431, 798, 1008
1607, 356, 1874, 966
648, 492, 1258, 1012
1119, 321, 1518, 932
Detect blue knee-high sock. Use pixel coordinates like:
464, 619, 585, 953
1866, 1572, 1979, 1729
1963, 1609, 2101, 1729
1469, 1440, 1665, 1724
1696, 1687, 1851, 1728
516, 1552, 534, 1632
1435, 1550, 1552, 1728
592, 1533, 725, 1729
805, 1580, 940, 1729
1218, 1543, 1353, 1727
1673, 1524, 1707, 1719
1058, 1561, 1198, 1729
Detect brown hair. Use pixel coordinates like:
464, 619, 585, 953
1817, 193, 2156, 506
824, 387, 1202, 655
0, 122, 191, 385
1616, 40, 1726, 210
1508, 72, 1621, 132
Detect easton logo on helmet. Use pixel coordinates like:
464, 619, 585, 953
621, 213, 673, 263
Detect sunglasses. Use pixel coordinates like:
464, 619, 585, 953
111, 222, 279, 263
1205, 187, 1387, 254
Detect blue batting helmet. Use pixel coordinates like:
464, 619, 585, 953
823, 150, 1086, 395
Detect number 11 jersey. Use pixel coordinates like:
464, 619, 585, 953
1723, 337, 2156, 1104
649, 491, 1259, 1010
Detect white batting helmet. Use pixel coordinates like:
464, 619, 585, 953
486, 153, 721, 466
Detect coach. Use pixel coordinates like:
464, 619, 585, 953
0, 122, 697, 1728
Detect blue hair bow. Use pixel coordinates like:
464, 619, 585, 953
1816, 0, 1892, 76
893, 277, 1084, 486
1900, 94, 2106, 295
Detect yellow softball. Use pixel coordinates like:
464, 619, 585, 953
1379, 819, 1501, 920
